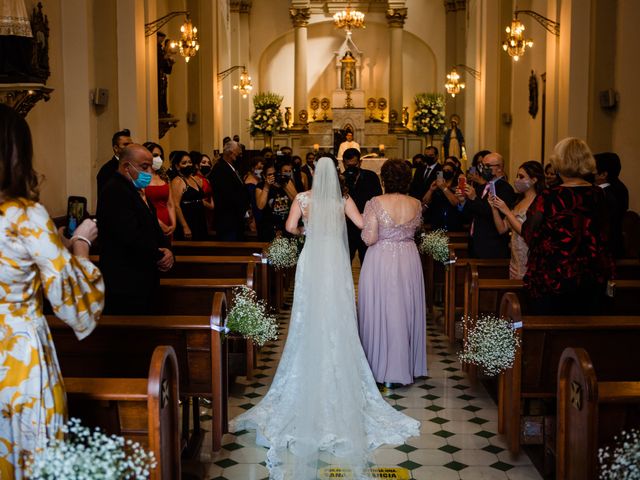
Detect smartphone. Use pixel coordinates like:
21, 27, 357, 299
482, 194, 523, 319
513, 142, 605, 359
468, 166, 477, 175
458, 175, 467, 192
437, 170, 444, 181
65, 196, 87, 238
489, 182, 497, 198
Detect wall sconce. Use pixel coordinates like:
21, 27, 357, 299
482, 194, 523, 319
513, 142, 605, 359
503, 10, 559, 61
145, 11, 200, 63
217, 65, 253, 98
445, 65, 480, 98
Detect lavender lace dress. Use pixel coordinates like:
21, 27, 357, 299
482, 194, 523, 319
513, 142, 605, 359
357, 197, 427, 385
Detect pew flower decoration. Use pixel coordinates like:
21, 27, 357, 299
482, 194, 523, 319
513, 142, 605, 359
266, 236, 299, 270
28, 417, 156, 479
598, 428, 640, 479
226, 286, 278, 347
418, 229, 450, 264
412, 93, 446, 136
458, 315, 521, 377
250, 92, 284, 136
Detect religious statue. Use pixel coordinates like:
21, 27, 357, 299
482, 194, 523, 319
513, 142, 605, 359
443, 114, 465, 160
157, 32, 175, 118
340, 51, 356, 91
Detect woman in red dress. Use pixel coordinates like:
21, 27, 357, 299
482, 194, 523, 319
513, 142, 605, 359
143, 142, 176, 239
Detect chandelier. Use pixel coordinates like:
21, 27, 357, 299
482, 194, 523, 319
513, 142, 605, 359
444, 65, 480, 97
502, 18, 532, 61
145, 11, 200, 63
233, 68, 253, 98
333, 4, 365, 34
170, 16, 199, 63
217, 65, 253, 99
502, 11, 559, 62
445, 68, 464, 97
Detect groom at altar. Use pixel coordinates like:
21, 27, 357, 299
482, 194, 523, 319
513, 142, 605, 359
343, 148, 382, 263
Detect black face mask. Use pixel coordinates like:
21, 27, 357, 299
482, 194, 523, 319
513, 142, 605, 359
425, 155, 436, 166
180, 166, 194, 176
480, 167, 494, 182
344, 165, 359, 176
443, 170, 455, 181
200, 166, 212, 176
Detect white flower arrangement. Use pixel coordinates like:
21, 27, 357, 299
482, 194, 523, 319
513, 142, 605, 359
412, 93, 446, 136
27, 417, 156, 479
250, 92, 284, 136
418, 229, 450, 264
458, 315, 521, 377
599, 428, 640, 479
266, 236, 299, 270
226, 286, 279, 347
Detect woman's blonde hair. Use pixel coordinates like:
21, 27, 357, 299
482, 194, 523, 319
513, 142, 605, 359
549, 137, 596, 179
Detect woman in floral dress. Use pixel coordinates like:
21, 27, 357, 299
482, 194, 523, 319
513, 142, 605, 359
0, 104, 105, 479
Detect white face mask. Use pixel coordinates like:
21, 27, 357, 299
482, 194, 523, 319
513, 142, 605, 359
152, 156, 163, 171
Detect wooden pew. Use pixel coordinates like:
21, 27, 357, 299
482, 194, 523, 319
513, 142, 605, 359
49, 292, 229, 453
65, 345, 180, 480
170, 240, 283, 310
163, 255, 267, 302
171, 240, 268, 257
497, 292, 640, 455
556, 347, 640, 480
440, 242, 469, 341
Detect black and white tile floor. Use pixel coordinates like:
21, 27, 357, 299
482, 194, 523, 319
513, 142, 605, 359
196, 268, 542, 480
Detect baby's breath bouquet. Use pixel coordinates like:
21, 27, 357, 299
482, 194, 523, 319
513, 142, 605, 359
599, 429, 640, 479
226, 286, 278, 347
267, 236, 299, 269
28, 417, 156, 479
418, 229, 450, 264
250, 92, 284, 136
412, 93, 446, 136
459, 315, 521, 376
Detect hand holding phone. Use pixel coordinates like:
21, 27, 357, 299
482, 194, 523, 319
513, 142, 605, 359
65, 196, 88, 238
458, 175, 467, 193
437, 170, 444, 181
489, 182, 497, 198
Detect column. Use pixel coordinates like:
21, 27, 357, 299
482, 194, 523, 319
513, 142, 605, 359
116, 0, 147, 140
387, 8, 407, 130
230, 0, 252, 141
60, 0, 93, 205
290, 7, 310, 129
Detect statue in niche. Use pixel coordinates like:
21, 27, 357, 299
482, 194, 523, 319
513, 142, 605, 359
528, 70, 539, 119
157, 32, 175, 118
341, 51, 356, 91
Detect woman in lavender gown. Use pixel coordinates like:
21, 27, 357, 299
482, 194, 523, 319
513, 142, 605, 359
358, 159, 427, 386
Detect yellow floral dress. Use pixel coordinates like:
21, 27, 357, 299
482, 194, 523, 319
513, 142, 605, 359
0, 199, 104, 479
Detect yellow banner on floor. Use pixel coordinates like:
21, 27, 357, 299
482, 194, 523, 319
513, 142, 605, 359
318, 466, 411, 479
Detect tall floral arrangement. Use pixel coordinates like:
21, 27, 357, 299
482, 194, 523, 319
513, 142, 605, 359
412, 93, 446, 136
250, 92, 284, 136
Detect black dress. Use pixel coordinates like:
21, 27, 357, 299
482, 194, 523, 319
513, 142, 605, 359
175, 176, 208, 240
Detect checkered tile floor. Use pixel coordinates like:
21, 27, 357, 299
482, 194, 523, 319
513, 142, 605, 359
191, 265, 542, 480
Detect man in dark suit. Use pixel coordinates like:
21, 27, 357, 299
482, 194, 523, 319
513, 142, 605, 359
97, 144, 174, 314
343, 148, 383, 263
409, 145, 442, 201
210, 140, 249, 241
301, 151, 315, 188
96, 128, 132, 198
595, 152, 629, 258
458, 152, 516, 258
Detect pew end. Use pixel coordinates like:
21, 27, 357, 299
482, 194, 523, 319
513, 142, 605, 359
65, 345, 181, 480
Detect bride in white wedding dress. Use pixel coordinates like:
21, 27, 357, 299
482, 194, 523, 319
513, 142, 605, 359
230, 157, 420, 480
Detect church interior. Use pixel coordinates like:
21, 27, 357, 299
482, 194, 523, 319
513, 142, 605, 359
2, 1, 640, 479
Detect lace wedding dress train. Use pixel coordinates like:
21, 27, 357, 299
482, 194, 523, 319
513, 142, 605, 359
230, 158, 420, 480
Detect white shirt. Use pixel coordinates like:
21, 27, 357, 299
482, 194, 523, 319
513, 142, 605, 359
337, 140, 360, 161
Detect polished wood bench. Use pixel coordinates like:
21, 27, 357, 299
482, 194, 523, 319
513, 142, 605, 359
49, 293, 229, 453
497, 292, 640, 455
556, 347, 640, 479
66, 345, 180, 480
